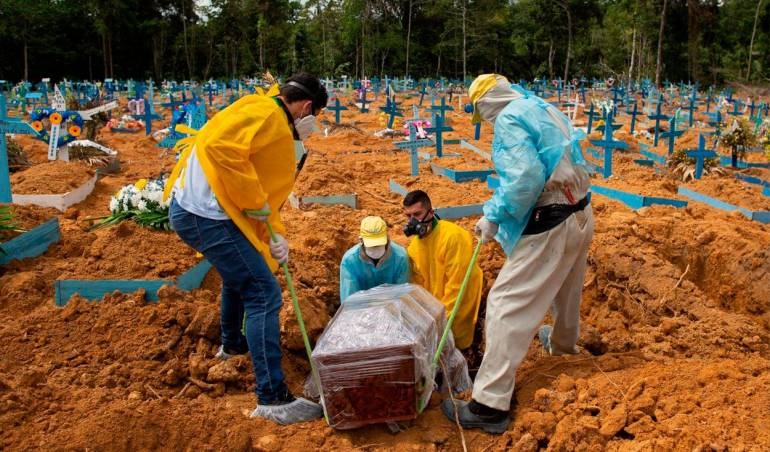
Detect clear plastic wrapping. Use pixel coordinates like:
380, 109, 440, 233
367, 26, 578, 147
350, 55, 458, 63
310, 283, 470, 429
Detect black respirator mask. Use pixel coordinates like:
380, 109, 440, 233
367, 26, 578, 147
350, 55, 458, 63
403, 211, 436, 238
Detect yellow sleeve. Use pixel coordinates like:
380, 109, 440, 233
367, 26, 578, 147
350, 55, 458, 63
197, 106, 282, 211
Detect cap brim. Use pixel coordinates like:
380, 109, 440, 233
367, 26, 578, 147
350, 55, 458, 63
361, 236, 387, 247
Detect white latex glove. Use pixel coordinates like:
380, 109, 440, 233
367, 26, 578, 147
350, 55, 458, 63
244, 202, 270, 222
475, 217, 498, 244
269, 234, 289, 264
295, 115, 317, 140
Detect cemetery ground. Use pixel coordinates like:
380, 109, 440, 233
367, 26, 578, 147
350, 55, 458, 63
2, 89, 770, 451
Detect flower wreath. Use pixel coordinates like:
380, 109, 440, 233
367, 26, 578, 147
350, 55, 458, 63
29, 108, 85, 147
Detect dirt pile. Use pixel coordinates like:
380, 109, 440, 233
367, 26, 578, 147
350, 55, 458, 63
2, 89, 770, 450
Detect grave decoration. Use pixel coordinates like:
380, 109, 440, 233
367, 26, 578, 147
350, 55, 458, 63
28, 107, 84, 153
669, 134, 722, 181
64, 140, 119, 173
91, 178, 171, 230
104, 115, 144, 133
311, 283, 467, 430
0, 205, 23, 255
720, 117, 758, 168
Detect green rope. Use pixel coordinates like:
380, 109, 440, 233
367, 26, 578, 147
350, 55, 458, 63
265, 221, 329, 424
418, 238, 483, 413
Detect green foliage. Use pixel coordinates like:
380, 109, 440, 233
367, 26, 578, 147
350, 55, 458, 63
0, 0, 767, 83
0, 205, 25, 255
721, 117, 758, 160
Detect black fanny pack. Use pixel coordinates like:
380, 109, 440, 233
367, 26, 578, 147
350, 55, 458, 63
522, 196, 589, 236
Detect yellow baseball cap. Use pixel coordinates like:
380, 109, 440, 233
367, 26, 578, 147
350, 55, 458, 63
468, 74, 505, 124
360, 216, 388, 247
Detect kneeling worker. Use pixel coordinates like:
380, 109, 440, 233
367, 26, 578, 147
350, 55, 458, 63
339, 216, 410, 301
402, 190, 483, 350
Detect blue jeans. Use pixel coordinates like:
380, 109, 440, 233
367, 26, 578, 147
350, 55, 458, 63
169, 199, 289, 403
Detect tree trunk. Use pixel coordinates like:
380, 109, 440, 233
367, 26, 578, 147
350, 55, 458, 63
629, 26, 636, 83
560, 0, 572, 82
747, 0, 764, 81
655, 0, 667, 87
405, 0, 412, 77
628, 0, 639, 83
461, 0, 467, 82
23, 41, 28, 81
687, 0, 700, 82
181, 0, 192, 80
548, 39, 555, 80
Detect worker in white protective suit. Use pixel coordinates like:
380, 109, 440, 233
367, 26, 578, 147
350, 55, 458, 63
441, 74, 594, 434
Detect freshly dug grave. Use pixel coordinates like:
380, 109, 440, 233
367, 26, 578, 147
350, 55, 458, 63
2, 89, 770, 451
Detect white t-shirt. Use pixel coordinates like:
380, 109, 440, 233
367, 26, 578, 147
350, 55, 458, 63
173, 146, 229, 220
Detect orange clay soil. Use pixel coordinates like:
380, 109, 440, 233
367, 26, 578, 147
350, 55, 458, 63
2, 90, 770, 451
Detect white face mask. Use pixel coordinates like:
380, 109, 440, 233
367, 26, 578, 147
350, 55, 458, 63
295, 114, 317, 140
364, 245, 386, 260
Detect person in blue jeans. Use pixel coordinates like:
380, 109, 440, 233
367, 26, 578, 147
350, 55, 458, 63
165, 73, 328, 424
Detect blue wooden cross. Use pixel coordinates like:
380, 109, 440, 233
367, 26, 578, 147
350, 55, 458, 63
425, 113, 453, 157
533, 81, 543, 98
595, 106, 623, 133
204, 82, 217, 106
418, 82, 429, 106
648, 96, 669, 146
394, 123, 433, 176
728, 99, 743, 116
705, 92, 713, 113
660, 115, 684, 155
383, 97, 403, 129
685, 134, 717, 180
0, 94, 38, 202
325, 98, 348, 124
359, 85, 371, 113
748, 98, 758, 120
425, 97, 454, 121
584, 103, 600, 134
684, 96, 698, 127
141, 98, 153, 136
589, 110, 629, 178
626, 101, 644, 135
579, 84, 587, 104
705, 109, 722, 138
379, 94, 392, 113
554, 79, 563, 103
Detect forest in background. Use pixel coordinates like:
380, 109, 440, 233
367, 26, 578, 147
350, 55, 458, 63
0, 0, 767, 87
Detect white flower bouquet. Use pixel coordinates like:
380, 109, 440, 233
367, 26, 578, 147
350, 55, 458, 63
92, 178, 171, 230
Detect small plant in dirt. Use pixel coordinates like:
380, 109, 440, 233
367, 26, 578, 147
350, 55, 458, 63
668, 147, 725, 182
7, 137, 30, 173
0, 205, 26, 254
720, 117, 757, 166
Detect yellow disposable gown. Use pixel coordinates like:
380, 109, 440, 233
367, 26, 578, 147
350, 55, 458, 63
165, 94, 295, 272
407, 220, 483, 349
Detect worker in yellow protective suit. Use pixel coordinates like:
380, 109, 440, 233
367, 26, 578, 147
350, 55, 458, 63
402, 189, 483, 350
165, 73, 328, 425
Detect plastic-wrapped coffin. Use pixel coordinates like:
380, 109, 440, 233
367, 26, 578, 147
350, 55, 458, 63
311, 283, 470, 430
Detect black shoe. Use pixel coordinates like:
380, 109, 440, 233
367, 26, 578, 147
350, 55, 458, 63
441, 399, 510, 434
